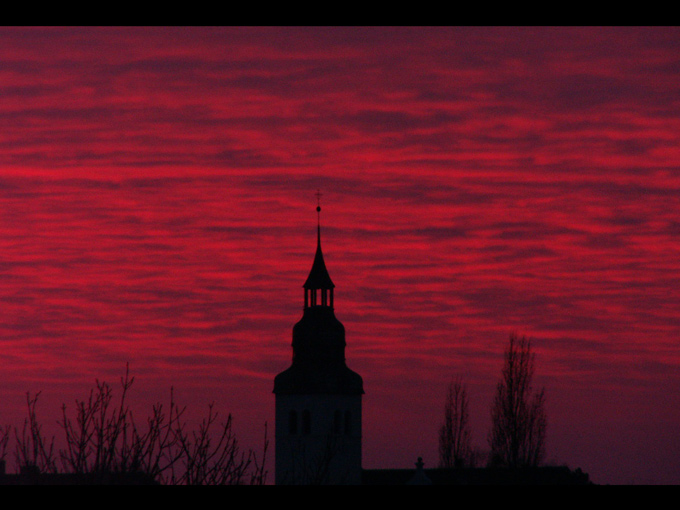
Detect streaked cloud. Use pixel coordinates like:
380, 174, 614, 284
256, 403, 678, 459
0, 27, 679, 483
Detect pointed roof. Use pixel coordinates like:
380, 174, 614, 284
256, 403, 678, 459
303, 222, 335, 289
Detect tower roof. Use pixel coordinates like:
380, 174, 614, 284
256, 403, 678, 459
274, 201, 363, 396
303, 211, 334, 290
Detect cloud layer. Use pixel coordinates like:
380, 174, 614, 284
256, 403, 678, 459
0, 27, 679, 483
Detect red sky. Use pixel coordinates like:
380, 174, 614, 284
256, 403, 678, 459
1, 26, 679, 484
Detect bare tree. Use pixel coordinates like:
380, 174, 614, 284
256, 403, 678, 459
438, 376, 472, 468
488, 333, 546, 468
0, 423, 10, 474
10, 366, 268, 484
15, 392, 57, 474
57, 368, 185, 479
168, 403, 268, 485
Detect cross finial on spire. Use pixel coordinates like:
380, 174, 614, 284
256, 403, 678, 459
315, 189, 322, 232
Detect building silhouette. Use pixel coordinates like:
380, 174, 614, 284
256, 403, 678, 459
271, 206, 591, 486
273, 206, 364, 485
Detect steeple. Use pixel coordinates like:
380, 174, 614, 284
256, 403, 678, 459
303, 201, 334, 308
273, 200, 363, 396
273, 198, 364, 485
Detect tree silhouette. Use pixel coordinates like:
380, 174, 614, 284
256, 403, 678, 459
6, 366, 268, 484
15, 392, 57, 474
488, 333, 546, 468
438, 376, 472, 468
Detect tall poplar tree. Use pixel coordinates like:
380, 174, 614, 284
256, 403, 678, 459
488, 333, 546, 468
438, 376, 472, 468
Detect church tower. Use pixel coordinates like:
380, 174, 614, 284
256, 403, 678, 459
273, 204, 364, 485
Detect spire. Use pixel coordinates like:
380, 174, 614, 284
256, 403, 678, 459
303, 194, 334, 309
303, 239, 335, 290
304, 193, 334, 291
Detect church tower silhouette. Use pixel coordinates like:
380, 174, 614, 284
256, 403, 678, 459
273, 205, 364, 485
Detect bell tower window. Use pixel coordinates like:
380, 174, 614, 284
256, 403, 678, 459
302, 410, 311, 435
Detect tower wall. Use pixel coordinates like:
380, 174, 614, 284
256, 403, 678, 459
275, 393, 362, 485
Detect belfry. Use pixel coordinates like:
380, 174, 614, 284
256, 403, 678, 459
273, 203, 364, 485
